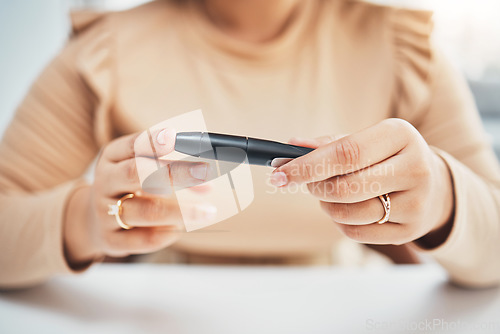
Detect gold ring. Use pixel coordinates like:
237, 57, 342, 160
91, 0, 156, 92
376, 194, 391, 224
107, 193, 135, 230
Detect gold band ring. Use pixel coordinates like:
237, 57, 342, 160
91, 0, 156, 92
107, 193, 135, 230
376, 194, 391, 224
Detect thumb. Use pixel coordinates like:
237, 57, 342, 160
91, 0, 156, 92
288, 134, 346, 148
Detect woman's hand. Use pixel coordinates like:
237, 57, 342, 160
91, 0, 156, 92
270, 118, 455, 247
64, 128, 215, 267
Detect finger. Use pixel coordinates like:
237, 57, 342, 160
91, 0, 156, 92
140, 160, 214, 195
306, 156, 413, 203
116, 195, 217, 228
104, 226, 180, 257
116, 195, 182, 228
169, 160, 215, 188
103, 127, 176, 163
288, 137, 322, 148
272, 135, 344, 168
319, 191, 409, 225
188, 183, 213, 193
103, 157, 163, 196
333, 221, 412, 245
270, 158, 293, 168
104, 157, 171, 196
106, 158, 212, 197
273, 119, 415, 185
288, 135, 343, 148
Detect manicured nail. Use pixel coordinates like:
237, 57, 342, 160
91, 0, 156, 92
156, 128, 175, 145
270, 171, 288, 187
194, 204, 218, 221
190, 164, 208, 180
271, 158, 293, 168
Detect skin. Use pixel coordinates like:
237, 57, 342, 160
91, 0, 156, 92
64, 0, 301, 267
270, 119, 455, 247
64, 1, 454, 266
199, 0, 301, 43
64, 128, 215, 266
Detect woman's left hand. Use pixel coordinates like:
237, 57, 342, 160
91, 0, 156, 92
270, 118, 455, 246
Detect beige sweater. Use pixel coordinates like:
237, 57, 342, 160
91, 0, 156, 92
1, 0, 499, 288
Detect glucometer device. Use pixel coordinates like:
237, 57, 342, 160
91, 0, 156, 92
175, 132, 314, 167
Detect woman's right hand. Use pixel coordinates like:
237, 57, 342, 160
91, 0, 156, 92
63, 128, 215, 267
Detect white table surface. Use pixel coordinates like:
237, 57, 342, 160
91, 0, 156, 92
1, 263, 499, 334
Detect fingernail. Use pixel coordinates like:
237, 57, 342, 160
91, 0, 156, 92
270, 171, 288, 187
156, 128, 175, 145
271, 158, 293, 168
194, 204, 218, 221
190, 164, 208, 180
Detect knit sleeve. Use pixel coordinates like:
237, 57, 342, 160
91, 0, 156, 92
389, 7, 500, 287
0, 11, 115, 288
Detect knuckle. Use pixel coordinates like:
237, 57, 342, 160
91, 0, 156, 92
394, 225, 414, 245
125, 161, 139, 182
407, 197, 425, 216
420, 163, 433, 180
410, 161, 432, 181
101, 144, 112, 160
128, 136, 137, 156
142, 198, 168, 222
143, 229, 162, 247
335, 138, 360, 167
341, 225, 364, 241
307, 182, 318, 196
404, 224, 417, 241
301, 163, 314, 182
331, 203, 350, 222
313, 180, 330, 199
392, 239, 406, 246
384, 118, 408, 130
143, 228, 176, 249
385, 118, 417, 138
333, 177, 351, 202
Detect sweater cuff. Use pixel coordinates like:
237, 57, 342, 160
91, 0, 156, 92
52, 180, 100, 275
411, 147, 500, 287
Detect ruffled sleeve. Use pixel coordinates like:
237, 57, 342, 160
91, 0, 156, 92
70, 10, 115, 146
389, 8, 434, 125
389, 7, 500, 287
0, 11, 116, 288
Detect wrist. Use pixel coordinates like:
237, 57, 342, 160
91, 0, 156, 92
433, 152, 455, 232
415, 153, 456, 249
63, 185, 102, 269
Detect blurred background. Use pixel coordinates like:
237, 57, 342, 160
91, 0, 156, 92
1, 0, 499, 157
